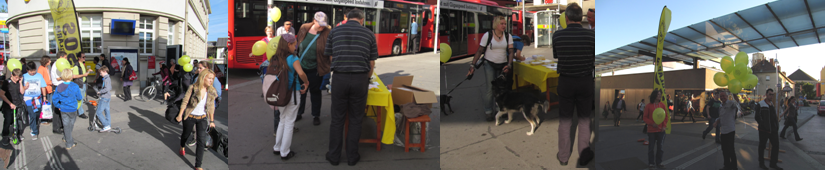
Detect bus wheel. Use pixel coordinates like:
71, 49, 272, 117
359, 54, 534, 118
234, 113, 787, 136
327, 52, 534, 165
392, 40, 402, 56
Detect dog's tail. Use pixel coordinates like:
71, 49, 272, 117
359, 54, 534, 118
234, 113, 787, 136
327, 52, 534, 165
540, 100, 550, 113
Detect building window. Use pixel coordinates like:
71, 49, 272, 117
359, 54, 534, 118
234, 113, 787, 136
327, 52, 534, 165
79, 14, 103, 54
168, 21, 175, 45
47, 15, 103, 55
139, 17, 155, 54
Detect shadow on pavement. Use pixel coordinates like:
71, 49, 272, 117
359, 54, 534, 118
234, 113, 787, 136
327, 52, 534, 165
43, 146, 79, 170
125, 107, 193, 167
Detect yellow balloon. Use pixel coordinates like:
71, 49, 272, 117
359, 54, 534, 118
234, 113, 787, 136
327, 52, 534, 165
713, 72, 729, 86
653, 108, 665, 125
735, 51, 748, 67
252, 41, 268, 56
559, 12, 567, 29
440, 43, 452, 63
266, 36, 281, 61
271, 7, 282, 23
183, 63, 194, 72
6, 59, 22, 71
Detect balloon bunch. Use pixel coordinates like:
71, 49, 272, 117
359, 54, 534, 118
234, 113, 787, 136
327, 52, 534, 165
713, 52, 758, 94
178, 55, 194, 72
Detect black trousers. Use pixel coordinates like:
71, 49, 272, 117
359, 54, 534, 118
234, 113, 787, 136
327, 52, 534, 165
779, 117, 801, 140
123, 85, 132, 100
326, 72, 369, 163
721, 131, 737, 169
681, 109, 695, 122
52, 107, 64, 132
636, 111, 644, 120
181, 116, 208, 168
758, 130, 779, 166
1, 107, 21, 137
613, 110, 622, 125
299, 68, 323, 117
557, 75, 594, 118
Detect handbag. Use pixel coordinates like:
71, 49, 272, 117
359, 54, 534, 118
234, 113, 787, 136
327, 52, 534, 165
41, 101, 53, 119
204, 126, 214, 148
128, 70, 138, 81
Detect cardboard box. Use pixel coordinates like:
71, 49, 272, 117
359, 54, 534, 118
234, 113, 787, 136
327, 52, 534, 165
391, 76, 438, 108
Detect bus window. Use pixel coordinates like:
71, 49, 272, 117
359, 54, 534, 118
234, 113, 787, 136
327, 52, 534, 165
421, 10, 430, 27
400, 13, 409, 33
478, 14, 492, 34
233, 0, 268, 37
380, 11, 390, 33
365, 8, 377, 33
272, 3, 295, 29
464, 12, 476, 34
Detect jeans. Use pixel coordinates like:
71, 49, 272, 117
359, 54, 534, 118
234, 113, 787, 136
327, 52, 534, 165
721, 131, 737, 169
260, 66, 267, 83
78, 84, 87, 115
648, 132, 665, 165
613, 110, 622, 125
96, 97, 111, 128
703, 117, 721, 141
274, 91, 300, 157
61, 111, 77, 147
327, 72, 369, 163
758, 130, 779, 166
636, 111, 644, 120
181, 116, 208, 168
27, 105, 40, 135
482, 61, 504, 114
299, 68, 323, 117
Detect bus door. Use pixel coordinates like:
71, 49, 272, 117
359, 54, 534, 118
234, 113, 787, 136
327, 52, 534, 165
447, 10, 466, 56
464, 12, 479, 55
378, 9, 405, 56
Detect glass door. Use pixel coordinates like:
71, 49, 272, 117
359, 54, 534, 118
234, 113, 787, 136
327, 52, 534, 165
536, 11, 550, 46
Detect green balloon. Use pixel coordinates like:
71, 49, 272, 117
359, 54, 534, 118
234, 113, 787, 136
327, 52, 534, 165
55, 58, 71, 72
6, 59, 22, 71
440, 43, 452, 63
720, 56, 734, 72
560, 12, 567, 29
735, 51, 749, 66
266, 36, 281, 61
713, 72, 729, 86
653, 108, 665, 125
178, 55, 191, 66
728, 79, 742, 94
183, 63, 194, 72
742, 74, 758, 89
733, 64, 748, 80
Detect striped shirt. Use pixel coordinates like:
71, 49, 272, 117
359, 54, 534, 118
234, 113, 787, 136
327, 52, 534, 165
325, 21, 378, 73
552, 24, 595, 77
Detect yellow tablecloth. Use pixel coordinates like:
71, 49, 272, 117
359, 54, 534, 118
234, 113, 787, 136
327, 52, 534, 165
365, 73, 396, 144
513, 62, 560, 93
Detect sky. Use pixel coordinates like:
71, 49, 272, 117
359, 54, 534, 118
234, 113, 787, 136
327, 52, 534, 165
598, 0, 824, 82
208, 0, 228, 41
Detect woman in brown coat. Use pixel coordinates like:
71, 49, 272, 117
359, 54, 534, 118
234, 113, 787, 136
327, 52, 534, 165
295, 11, 332, 125
175, 69, 218, 170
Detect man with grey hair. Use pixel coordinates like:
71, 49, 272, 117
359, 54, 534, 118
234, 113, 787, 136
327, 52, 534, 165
324, 8, 377, 166
552, 2, 595, 166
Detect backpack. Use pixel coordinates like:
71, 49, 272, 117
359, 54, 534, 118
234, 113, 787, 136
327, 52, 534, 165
474, 31, 511, 68
262, 57, 297, 107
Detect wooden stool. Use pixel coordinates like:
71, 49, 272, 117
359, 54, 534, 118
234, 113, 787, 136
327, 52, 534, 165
404, 115, 431, 152
345, 106, 383, 151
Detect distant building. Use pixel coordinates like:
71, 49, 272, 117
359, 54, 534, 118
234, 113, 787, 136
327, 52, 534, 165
751, 59, 794, 98
788, 69, 818, 97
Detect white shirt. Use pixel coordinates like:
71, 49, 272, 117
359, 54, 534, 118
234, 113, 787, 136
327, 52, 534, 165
190, 95, 207, 116
50, 61, 65, 86
719, 99, 739, 134
276, 26, 295, 37
479, 32, 513, 64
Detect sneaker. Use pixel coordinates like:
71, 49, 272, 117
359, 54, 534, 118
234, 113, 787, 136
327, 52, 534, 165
1, 137, 9, 146
66, 142, 77, 150
280, 151, 296, 160
100, 126, 111, 132
313, 117, 320, 125
79, 114, 88, 119
31, 133, 37, 141
187, 137, 197, 146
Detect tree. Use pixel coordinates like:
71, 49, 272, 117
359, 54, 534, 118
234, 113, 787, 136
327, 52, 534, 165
1, 5, 7, 13
801, 82, 816, 99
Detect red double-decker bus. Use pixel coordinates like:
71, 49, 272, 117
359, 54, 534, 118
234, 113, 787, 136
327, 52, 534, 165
228, 0, 435, 69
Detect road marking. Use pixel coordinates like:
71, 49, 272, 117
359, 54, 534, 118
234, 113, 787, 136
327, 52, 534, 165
661, 141, 716, 165
41, 137, 63, 170
14, 138, 27, 170
673, 145, 721, 170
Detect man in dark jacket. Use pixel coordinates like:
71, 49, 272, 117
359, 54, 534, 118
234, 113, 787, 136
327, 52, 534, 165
613, 94, 626, 126
756, 88, 782, 170
702, 91, 722, 143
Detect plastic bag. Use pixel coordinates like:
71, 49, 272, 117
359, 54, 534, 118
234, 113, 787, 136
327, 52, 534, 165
41, 102, 53, 119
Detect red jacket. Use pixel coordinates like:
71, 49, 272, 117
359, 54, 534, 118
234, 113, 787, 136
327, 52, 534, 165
644, 102, 669, 133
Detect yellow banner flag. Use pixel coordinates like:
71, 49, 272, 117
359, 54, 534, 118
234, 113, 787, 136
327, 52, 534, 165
654, 6, 672, 134
48, 0, 84, 74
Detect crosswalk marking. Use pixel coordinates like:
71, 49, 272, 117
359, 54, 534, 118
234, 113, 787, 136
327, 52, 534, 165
40, 137, 63, 170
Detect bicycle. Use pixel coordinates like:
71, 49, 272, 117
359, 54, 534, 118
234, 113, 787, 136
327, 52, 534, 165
138, 75, 162, 102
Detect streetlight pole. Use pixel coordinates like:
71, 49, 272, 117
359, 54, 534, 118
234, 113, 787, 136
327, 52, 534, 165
434, 0, 441, 54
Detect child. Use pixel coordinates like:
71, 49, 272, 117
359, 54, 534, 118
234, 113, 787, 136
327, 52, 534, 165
0, 69, 24, 145
22, 61, 47, 140
95, 67, 113, 132
272, 34, 309, 160
53, 69, 83, 150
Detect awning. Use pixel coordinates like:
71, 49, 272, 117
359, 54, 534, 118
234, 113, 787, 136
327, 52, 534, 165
597, 0, 825, 74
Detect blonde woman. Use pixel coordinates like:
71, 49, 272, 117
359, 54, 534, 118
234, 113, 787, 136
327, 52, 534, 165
52, 69, 83, 150
467, 16, 515, 121
175, 69, 218, 170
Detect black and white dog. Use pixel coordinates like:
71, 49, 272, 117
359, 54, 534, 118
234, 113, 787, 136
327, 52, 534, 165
491, 76, 550, 136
